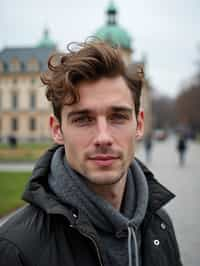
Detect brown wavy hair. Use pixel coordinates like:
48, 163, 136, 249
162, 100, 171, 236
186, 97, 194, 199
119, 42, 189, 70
41, 40, 143, 122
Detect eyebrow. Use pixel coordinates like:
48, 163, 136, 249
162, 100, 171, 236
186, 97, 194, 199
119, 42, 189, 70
111, 106, 133, 114
67, 106, 133, 120
67, 109, 91, 120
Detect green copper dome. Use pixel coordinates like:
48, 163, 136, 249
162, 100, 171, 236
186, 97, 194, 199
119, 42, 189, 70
37, 29, 56, 48
95, 1, 132, 50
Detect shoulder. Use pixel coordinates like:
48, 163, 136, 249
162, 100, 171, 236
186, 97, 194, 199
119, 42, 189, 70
0, 205, 56, 265
0, 204, 49, 237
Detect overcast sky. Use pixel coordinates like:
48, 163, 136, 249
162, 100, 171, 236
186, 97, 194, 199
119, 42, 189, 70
1, 0, 200, 97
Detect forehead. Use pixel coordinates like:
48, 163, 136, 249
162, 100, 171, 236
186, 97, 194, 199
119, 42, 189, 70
64, 76, 134, 113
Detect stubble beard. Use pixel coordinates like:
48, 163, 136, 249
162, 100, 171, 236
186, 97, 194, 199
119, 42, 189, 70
79, 145, 134, 186
80, 159, 128, 186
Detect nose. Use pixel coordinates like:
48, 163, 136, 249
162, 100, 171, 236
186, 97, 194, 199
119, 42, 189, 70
93, 117, 113, 147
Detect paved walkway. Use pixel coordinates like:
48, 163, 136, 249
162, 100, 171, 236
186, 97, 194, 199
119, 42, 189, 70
0, 137, 200, 264
0, 162, 34, 172
136, 136, 200, 266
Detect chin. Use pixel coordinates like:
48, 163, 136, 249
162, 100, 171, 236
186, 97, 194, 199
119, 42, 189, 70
85, 170, 126, 186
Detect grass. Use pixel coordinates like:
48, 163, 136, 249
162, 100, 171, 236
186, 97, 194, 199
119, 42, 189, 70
0, 171, 30, 217
0, 142, 52, 162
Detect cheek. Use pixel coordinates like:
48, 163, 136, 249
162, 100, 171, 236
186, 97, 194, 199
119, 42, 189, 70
63, 129, 90, 157
114, 125, 136, 146
115, 127, 137, 159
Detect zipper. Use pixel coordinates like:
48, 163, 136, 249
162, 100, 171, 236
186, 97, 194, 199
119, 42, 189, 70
81, 230, 104, 266
70, 224, 104, 266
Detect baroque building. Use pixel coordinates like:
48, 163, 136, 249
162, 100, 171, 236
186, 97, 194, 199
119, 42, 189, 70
0, 29, 56, 141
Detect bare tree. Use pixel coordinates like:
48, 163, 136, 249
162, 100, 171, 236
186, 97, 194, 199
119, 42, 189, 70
175, 83, 200, 133
152, 95, 176, 129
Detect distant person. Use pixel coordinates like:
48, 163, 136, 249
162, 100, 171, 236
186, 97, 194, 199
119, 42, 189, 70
144, 133, 153, 162
8, 135, 17, 148
177, 135, 187, 166
0, 41, 182, 266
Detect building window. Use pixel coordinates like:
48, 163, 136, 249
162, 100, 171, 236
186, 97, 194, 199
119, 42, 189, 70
0, 61, 3, 73
0, 90, 2, 110
11, 91, 18, 110
27, 59, 39, 72
10, 58, 21, 72
29, 118, 36, 131
30, 92, 36, 110
11, 118, 18, 131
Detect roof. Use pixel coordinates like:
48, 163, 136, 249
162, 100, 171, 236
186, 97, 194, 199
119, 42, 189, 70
0, 46, 56, 72
95, 24, 131, 50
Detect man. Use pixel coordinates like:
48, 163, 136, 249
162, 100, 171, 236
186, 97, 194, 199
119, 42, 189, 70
0, 41, 182, 266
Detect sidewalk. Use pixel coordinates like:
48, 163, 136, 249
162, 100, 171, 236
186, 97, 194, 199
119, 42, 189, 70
0, 162, 34, 172
136, 137, 200, 266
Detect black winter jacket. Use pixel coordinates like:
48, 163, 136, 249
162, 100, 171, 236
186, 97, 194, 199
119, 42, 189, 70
0, 145, 182, 266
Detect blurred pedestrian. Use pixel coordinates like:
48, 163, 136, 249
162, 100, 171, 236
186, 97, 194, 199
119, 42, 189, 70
144, 133, 153, 162
8, 135, 17, 148
176, 134, 187, 166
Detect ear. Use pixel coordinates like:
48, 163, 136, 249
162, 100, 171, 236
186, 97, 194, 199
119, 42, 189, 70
136, 109, 144, 140
49, 114, 64, 144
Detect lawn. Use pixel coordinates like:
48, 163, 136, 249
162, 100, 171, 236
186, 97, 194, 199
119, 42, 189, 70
0, 171, 30, 217
0, 142, 53, 162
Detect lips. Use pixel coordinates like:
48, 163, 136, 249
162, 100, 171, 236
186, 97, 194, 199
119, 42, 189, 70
88, 155, 119, 167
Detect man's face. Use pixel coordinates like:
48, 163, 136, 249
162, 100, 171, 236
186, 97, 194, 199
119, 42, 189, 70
50, 76, 144, 186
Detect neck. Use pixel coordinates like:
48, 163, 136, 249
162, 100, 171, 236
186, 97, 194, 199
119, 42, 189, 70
87, 175, 127, 210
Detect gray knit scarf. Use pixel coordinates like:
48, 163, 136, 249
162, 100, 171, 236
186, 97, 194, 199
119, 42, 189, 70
48, 146, 149, 266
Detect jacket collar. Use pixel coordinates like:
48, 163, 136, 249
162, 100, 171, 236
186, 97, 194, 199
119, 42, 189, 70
135, 158, 175, 213
22, 145, 175, 223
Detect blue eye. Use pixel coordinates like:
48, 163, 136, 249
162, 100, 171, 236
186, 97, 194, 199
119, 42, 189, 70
110, 113, 129, 123
72, 116, 94, 126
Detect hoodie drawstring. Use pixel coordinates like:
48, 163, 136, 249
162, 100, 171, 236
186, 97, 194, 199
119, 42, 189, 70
128, 226, 139, 266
